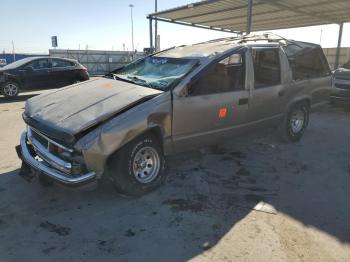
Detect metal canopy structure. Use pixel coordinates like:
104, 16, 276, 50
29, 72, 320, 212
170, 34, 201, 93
147, 0, 350, 68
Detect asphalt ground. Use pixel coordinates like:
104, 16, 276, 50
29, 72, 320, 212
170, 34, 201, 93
0, 89, 349, 262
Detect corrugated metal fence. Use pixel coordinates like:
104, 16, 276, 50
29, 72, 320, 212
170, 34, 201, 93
49, 49, 144, 75
323, 48, 350, 70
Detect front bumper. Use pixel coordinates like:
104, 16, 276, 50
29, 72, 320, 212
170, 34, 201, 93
18, 130, 96, 186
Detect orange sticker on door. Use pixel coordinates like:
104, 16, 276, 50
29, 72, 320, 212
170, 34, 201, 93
218, 107, 228, 119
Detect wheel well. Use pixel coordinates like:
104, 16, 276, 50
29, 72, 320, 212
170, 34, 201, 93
303, 99, 311, 108
3, 80, 20, 87
106, 126, 164, 166
145, 126, 164, 148
293, 98, 311, 109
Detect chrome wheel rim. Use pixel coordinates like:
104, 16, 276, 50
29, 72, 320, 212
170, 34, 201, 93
3, 83, 18, 96
290, 109, 305, 134
133, 146, 160, 184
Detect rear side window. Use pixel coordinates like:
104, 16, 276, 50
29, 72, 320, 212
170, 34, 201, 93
252, 48, 281, 88
288, 48, 330, 80
52, 59, 75, 68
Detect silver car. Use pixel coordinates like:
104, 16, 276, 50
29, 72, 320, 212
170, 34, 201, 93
17, 34, 332, 196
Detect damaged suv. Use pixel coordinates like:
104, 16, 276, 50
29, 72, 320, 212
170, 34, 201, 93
17, 34, 332, 196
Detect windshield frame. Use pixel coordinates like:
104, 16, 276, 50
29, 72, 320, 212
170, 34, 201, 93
108, 56, 199, 92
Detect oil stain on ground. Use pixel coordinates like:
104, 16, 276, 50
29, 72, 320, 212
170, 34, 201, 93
39, 221, 71, 236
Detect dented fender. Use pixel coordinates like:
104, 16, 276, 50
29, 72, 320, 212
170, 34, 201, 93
75, 92, 172, 177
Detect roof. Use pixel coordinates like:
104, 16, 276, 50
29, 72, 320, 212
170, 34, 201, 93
149, 0, 350, 33
155, 33, 320, 59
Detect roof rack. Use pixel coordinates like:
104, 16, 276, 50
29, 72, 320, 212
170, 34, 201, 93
193, 33, 302, 48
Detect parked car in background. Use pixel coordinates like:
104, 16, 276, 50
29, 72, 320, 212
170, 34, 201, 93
17, 34, 332, 196
0, 57, 89, 97
331, 61, 350, 103
0, 59, 7, 67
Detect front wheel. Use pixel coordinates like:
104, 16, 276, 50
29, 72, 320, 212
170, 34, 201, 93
278, 102, 309, 143
106, 134, 165, 196
1, 82, 20, 97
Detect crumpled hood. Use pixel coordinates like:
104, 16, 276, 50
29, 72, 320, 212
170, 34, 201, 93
24, 77, 162, 137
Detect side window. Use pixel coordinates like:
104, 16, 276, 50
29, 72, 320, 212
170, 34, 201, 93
290, 48, 330, 80
189, 53, 245, 96
252, 48, 281, 88
52, 59, 74, 68
27, 59, 50, 70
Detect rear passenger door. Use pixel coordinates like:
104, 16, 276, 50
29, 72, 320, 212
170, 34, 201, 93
172, 51, 250, 150
50, 58, 76, 87
247, 47, 286, 126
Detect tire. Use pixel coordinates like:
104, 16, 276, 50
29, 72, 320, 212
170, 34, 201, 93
1, 82, 20, 98
106, 134, 165, 197
278, 102, 309, 143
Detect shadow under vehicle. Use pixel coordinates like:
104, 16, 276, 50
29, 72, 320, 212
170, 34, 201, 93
16, 34, 332, 196
0, 56, 89, 98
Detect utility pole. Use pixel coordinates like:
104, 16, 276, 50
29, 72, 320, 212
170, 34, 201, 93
154, 0, 158, 51
11, 40, 16, 62
129, 4, 135, 52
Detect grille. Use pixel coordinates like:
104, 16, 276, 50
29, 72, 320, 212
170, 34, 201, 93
31, 128, 49, 148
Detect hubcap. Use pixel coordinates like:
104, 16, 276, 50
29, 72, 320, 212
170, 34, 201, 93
290, 109, 305, 134
3, 83, 18, 97
133, 146, 160, 184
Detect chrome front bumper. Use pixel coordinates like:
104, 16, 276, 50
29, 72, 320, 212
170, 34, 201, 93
19, 130, 96, 185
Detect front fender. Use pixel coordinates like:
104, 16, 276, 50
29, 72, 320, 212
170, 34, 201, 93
75, 93, 172, 177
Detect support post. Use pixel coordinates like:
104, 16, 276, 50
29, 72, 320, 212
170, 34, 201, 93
149, 17, 153, 50
154, 0, 158, 51
335, 22, 344, 69
246, 0, 253, 35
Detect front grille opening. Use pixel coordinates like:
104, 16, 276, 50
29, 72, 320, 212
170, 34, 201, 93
31, 129, 48, 148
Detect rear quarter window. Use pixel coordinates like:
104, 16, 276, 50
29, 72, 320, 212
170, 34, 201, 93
288, 48, 330, 81
52, 59, 75, 68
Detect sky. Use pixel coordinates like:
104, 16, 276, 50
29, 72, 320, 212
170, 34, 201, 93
0, 0, 349, 54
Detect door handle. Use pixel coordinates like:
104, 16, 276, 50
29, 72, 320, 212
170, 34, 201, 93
278, 90, 285, 97
238, 98, 249, 105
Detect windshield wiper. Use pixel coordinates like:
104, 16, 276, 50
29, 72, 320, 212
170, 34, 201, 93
112, 74, 135, 84
113, 74, 162, 90
126, 76, 162, 90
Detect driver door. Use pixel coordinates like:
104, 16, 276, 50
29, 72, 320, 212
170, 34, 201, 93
172, 51, 250, 151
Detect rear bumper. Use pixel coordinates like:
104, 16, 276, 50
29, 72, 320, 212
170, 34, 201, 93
18, 131, 97, 186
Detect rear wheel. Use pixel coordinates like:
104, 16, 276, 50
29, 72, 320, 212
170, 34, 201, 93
106, 134, 165, 196
1, 82, 19, 97
278, 102, 309, 142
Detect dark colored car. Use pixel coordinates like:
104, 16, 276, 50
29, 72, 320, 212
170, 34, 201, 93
0, 57, 89, 98
331, 61, 350, 103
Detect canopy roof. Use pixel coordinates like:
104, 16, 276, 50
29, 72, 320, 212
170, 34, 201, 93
148, 0, 350, 33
